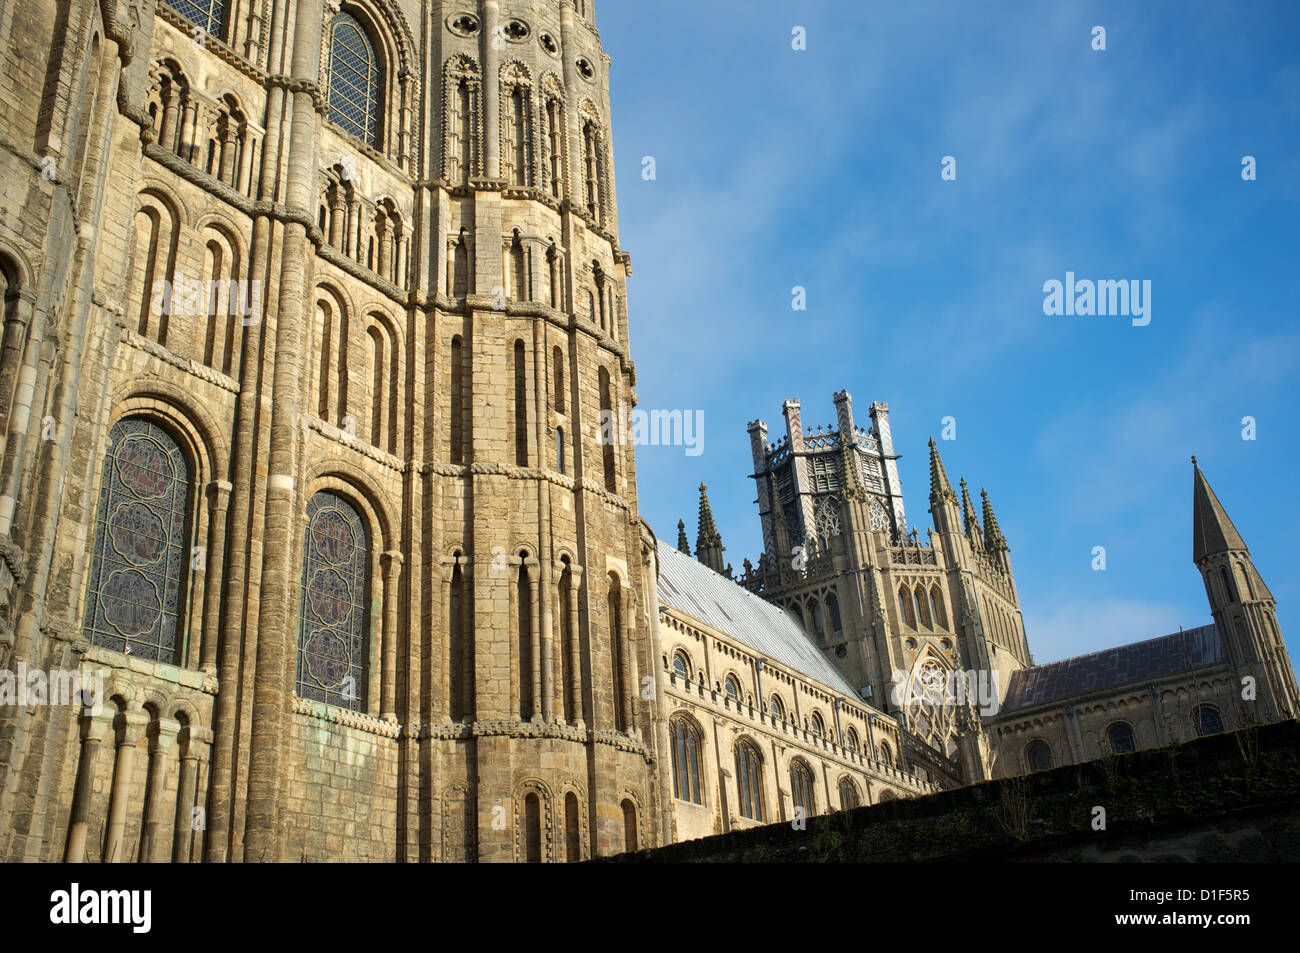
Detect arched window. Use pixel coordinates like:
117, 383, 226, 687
598, 366, 616, 491
929, 586, 946, 628
564, 792, 580, 862
524, 793, 541, 863
809, 711, 824, 737
327, 13, 381, 147
166, 0, 226, 38
724, 675, 741, 704
449, 554, 471, 720
1220, 566, 1236, 604
735, 740, 765, 821
790, 759, 816, 816
297, 492, 369, 710
1106, 722, 1136, 754
808, 598, 824, 644
608, 573, 628, 730
449, 335, 465, 463
672, 651, 690, 680
1025, 739, 1053, 772
513, 340, 528, 466
827, 593, 842, 633
621, 799, 638, 852
878, 741, 892, 764
769, 694, 785, 722
845, 727, 860, 753
838, 777, 860, 810
83, 417, 194, 663
555, 427, 565, 474
670, 715, 703, 804
1193, 705, 1223, 736
913, 586, 927, 627
552, 346, 566, 412
897, 585, 914, 627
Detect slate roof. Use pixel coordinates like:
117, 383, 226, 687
1000, 624, 1222, 713
656, 541, 861, 698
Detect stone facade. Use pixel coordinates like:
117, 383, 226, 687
0, 0, 669, 863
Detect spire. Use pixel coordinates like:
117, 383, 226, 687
695, 482, 726, 573
960, 478, 982, 545
676, 519, 690, 554
981, 487, 1007, 551
928, 437, 957, 507
1192, 456, 1248, 562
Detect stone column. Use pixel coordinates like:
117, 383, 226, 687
621, 586, 638, 730
218, 114, 239, 184
567, 565, 583, 723
159, 82, 181, 152
199, 480, 232, 674
103, 708, 149, 863
139, 716, 180, 861
172, 724, 212, 862
63, 710, 115, 862
481, 0, 501, 179
526, 556, 541, 721
381, 550, 402, 721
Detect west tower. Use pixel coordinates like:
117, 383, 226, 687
0, 0, 666, 863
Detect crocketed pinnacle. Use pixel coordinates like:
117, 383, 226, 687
695, 483, 726, 573
960, 478, 981, 542
676, 519, 691, 554
981, 487, 1007, 551
928, 437, 958, 507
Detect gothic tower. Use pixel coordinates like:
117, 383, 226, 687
740, 392, 1028, 782
0, 0, 666, 863
1192, 458, 1299, 722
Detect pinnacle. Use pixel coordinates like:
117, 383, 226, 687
676, 519, 691, 554
928, 438, 958, 507
981, 487, 1007, 550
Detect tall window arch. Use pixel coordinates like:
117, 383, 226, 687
735, 740, 765, 821
672, 650, 690, 680
166, 0, 227, 38
1025, 739, 1053, 772
670, 715, 703, 804
564, 792, 580, 862
724, 675, 741, 704
790, 759, 816, 816
838, 777, 860, 810
621, 799, 638, 852
929, 586, 946, 628
1106, 721, 1136, 754
1193, 705, 1223, 736
513, 340, 528, 466
297, 491, 369, 711
769, 693, 785, 723
83, 417, 194, 663
845, 727, 860, 753
327, 13, 381, 147
809, 711, 825, 737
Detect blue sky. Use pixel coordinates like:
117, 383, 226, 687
598, 0, 1300, 667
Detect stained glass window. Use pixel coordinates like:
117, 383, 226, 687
328, 14, 380, 147
83, 418, 193, 662
166, 0, 226, 38
296, 492, 369, 710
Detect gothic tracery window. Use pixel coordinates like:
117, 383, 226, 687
790, 759, 816, 816
328, 13, 381, 147
905, 657, 957, 756
296, 492, 369, 710
83, 418, 193, 663
670, 715, 703, 804
838, 777, 860, 810
735, 740, 765, 821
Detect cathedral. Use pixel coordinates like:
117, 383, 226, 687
0, 0, 1294, 863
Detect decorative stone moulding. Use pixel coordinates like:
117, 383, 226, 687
448, 13, 479, 36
